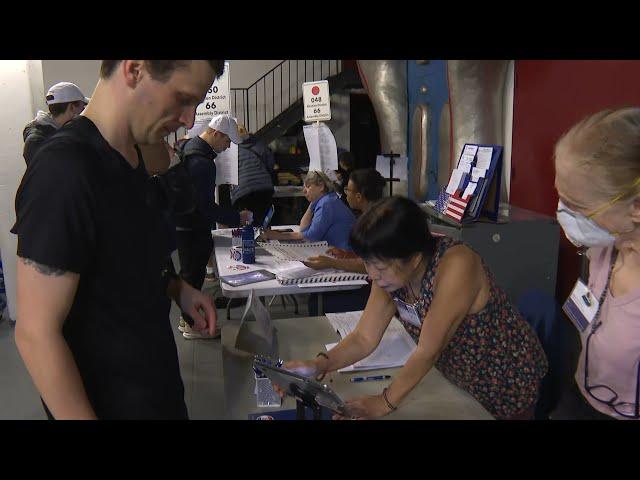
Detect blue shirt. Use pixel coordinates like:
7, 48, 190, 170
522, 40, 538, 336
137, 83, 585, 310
301, 192, 355, 249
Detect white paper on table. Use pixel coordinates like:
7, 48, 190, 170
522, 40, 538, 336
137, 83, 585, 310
376, 155, 408, 180
446, 169, 464, 195
462, 182, 478, 200
462, 145, 479, 157
476, 147, 493, 170
298, 280, 368, 288
304, 123, 338, 176
214, 142, 239, 185
324, 312, 416, 372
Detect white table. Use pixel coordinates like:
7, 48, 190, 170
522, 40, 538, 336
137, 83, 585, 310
222, 316, 494, 420
211, 226, 364, 314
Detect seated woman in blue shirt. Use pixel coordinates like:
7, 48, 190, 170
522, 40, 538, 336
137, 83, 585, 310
261, 170, 355, 249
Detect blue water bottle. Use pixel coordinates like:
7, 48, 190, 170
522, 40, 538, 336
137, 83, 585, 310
0, 256, 7, 320
241, 212, 255, 264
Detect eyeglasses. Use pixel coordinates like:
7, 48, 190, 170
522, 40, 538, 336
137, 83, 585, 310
584, 325, 640, 419
585, 176, 640, 219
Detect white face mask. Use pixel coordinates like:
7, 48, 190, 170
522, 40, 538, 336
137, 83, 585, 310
556, 200, 616, 248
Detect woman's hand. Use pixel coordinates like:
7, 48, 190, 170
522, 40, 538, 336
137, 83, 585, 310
333, 394, 392, 420
326, 247, 357, 259
303, 255, 335, 270
271, 359, 321, 398
260, 229, 277, 240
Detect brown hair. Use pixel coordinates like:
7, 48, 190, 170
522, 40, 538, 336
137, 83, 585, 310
48, 100, 84, 117
555, 107, 640, 202
100, 60, 225, 81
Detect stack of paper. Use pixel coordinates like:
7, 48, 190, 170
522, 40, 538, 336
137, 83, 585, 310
325, 311, 416, 372
257, 241, 330, 262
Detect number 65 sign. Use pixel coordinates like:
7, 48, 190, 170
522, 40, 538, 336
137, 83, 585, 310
303, 80, 331, 122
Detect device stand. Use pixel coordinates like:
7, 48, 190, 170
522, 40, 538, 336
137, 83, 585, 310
290, 384, 323, 420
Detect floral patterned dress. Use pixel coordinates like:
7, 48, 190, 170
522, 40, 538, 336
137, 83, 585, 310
393, 237, 548, 419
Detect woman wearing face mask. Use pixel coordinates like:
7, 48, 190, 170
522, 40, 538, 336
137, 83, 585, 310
277, 196, 548, 420
553, 108, 640, 420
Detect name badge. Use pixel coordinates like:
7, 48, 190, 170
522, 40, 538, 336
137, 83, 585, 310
393, 297, 423, 328
563, 280, 598, 332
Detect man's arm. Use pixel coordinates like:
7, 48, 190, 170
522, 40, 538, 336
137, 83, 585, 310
14, 258, 98, 419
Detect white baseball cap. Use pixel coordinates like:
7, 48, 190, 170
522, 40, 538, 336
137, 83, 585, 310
208, 115, 241, 144
46, 82, 91, 105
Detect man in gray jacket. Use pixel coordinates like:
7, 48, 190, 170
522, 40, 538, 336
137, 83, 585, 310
230, 124, 275, 226
22, 82, 90, 166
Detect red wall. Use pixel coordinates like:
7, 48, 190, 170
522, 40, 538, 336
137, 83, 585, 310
511, 60, 640, 300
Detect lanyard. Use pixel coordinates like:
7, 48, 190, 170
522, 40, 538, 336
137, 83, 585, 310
590, 248, 618, 332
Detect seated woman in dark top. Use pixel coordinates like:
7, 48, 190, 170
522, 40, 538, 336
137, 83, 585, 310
279, 196, 548, 420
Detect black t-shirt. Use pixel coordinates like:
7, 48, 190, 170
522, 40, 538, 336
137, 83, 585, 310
11, 116, 187, 419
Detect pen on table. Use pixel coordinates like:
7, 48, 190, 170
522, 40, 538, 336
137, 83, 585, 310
350, 375, 392, 383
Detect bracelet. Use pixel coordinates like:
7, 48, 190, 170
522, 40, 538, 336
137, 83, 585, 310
315, 352, 330, 382
382, 387, 398, 412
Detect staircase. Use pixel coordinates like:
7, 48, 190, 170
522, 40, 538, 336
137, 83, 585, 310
230, 60, 362, 146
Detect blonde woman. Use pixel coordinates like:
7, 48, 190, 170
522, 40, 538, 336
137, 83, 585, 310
261, 171, 355, 249
553, 107, 640, 420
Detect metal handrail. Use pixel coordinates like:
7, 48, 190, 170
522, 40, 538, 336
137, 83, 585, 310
230, 60, 342, 135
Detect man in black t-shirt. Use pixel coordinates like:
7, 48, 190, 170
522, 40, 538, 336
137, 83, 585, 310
11, 60, 223, 420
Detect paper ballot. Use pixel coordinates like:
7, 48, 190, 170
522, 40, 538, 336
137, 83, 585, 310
325, 311, 416, 372
214, 142, 239, 185
462, 145, 479, 157
476, 147, 493, 170
376, 155, 408, 180
446, 169, 465, 195
303, 123, 338, 175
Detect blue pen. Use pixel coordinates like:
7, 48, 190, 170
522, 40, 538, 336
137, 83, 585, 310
350, 375, 392, 383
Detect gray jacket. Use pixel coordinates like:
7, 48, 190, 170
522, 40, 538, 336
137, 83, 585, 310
230, 135, 275, 204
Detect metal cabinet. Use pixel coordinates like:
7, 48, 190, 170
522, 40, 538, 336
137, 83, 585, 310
424, 205, 560, 303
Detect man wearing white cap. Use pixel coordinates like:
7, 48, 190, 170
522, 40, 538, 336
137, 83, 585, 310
22, 82, 90, 166
171, 114, 251, 339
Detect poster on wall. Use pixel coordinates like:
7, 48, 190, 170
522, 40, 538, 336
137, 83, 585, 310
189, 61, 231, 137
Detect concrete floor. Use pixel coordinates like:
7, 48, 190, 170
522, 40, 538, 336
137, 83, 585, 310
0, 277, 309, 420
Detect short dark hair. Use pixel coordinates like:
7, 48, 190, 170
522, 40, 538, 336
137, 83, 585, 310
338, 151, 355, 170
48, 100, 83, 117
350, 196, 436, 262
349, 168, 386, 202
100, 60, 225, 81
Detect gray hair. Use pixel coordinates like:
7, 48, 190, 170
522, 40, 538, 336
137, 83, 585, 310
304, 170, 335, 193
555, 107, 640, 202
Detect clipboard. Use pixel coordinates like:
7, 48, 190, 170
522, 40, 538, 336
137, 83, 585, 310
253, 356, 348, 416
